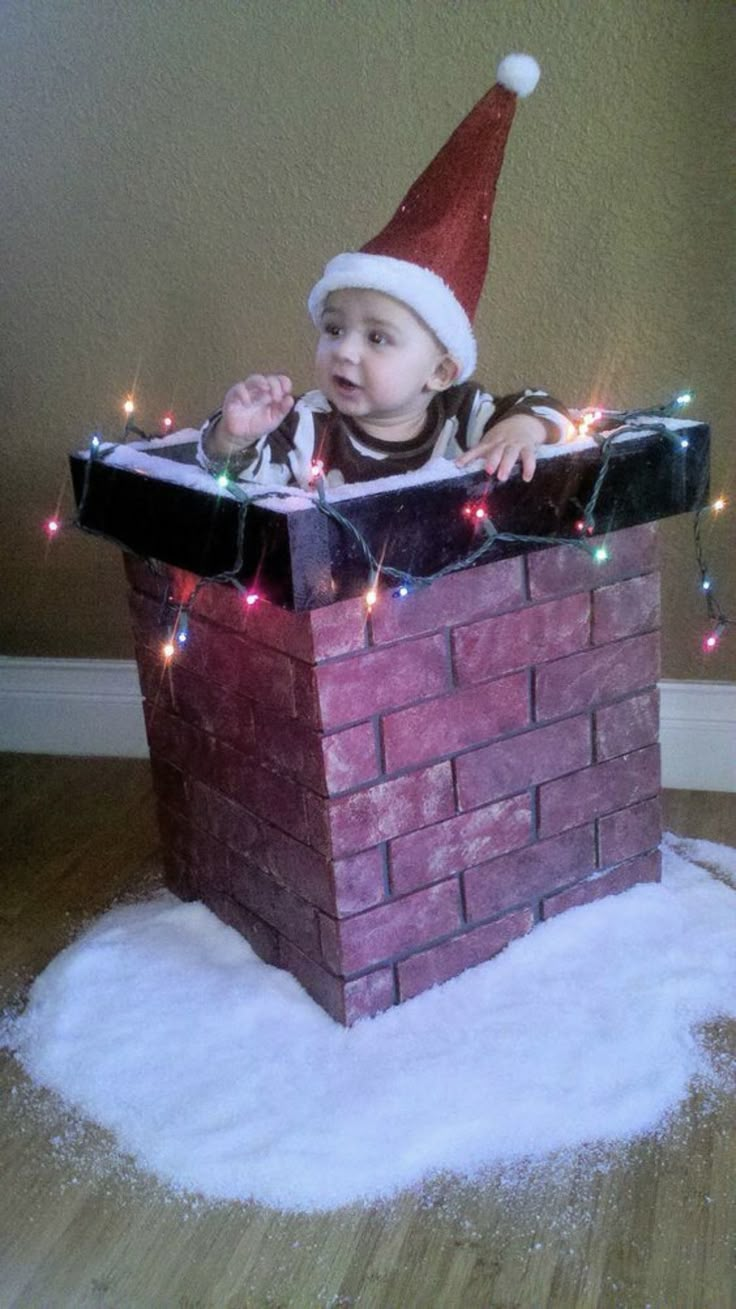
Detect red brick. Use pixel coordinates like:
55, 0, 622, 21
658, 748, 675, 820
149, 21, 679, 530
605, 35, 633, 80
145, 707, 310, 843
130, 592, 298, 719
595, 688, 659, 761
592, 572, 661, 645
370, 555, 525, 645
150, 755, 188, 814
542, 848, 661, 918
455, 715, 591, 811
342, 968, 397, 1023
156, 803, 192, 878
123, 554, 171, 601
534, 632, 660, 722
215, 751, 310, 843
185, 777, 263, 858
452, 592, 590, 685
320, 878, 462, 973
333, 847, 387, 915
257, 824, 339, 913
464, 825, 597, 920
162, 850, 196, 901
314, 633, 450, 730
278, 939, 346, 1021
538, 744, 660, 838
129, 561, 369, 663
139, 653, 255, 756
127, 589, 171, 651
163, 815, 231, 896
597, 796, 662, 866
183, 779, 339, 913
144, 701, 216, 780
527, 523, 659, 600
250, 704, 325, 790
228, 849, 322, 959
204, 888, 282, 967
382, 672, 530, 773
125, 558, 202, 608
279, 939, 395, 1024
389, 795, 532, 894
397, 909, 533, 1001
192, 585, 315, 659
318, 761, 455, 859
322, 721, 381, 794
181, 779, 385, 915
183, 619, 296, 715
291, 658, 323, 729
310, 600, 370, 661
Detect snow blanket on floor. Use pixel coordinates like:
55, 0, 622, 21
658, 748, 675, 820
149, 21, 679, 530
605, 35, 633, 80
3, 834, 735, 1211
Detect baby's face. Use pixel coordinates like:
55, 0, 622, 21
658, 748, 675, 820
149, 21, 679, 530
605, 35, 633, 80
315, 288, 456, 425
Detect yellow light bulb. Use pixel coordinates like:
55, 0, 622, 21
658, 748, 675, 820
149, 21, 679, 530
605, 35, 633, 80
123, 397, 135, 416
713, 497, 726, 513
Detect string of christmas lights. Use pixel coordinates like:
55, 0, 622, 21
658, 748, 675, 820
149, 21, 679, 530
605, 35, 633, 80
47, 391, 732, 662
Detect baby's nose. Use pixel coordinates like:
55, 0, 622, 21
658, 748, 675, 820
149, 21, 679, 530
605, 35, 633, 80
335, 331, 361, 362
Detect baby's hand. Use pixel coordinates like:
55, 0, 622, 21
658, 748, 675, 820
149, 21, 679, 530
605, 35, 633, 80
218, 374, 295, 452
455, 413, 548, 483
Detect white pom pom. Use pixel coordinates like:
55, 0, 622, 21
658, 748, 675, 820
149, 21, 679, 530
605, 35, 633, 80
496, 53, 540, 98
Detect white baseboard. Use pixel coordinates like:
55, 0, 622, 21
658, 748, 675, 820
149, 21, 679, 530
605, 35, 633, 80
0, 658, 734, 792
658, 679, 736, 792
0, 658, 149, 758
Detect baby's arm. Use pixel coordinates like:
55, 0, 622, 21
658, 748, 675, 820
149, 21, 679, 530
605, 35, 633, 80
203, 374, 295, 462
455, 390, 573, 483
456, 411, 548, 482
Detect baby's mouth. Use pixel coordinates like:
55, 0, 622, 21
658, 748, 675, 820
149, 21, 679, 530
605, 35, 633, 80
333, 375, 362, 392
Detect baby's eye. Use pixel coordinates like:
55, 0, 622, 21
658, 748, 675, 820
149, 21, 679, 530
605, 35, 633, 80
323, 323, 342, 337
368, 331, 390, 346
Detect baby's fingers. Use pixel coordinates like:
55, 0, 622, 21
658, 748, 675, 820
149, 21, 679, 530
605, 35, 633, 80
519, 445, 538, 482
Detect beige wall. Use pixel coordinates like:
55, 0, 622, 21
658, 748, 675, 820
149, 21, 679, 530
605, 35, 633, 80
1, 0, 733, 679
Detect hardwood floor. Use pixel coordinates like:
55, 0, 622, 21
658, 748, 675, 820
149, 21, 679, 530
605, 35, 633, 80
1, 755, 734, 1309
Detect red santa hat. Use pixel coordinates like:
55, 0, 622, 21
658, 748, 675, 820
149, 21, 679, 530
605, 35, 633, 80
307, 53, 541, 383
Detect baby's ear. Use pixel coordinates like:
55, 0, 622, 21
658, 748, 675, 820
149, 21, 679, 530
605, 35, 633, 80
429, 354, 460, 392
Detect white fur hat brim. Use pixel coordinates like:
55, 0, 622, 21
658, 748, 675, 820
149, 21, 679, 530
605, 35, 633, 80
307, 252, 477, 382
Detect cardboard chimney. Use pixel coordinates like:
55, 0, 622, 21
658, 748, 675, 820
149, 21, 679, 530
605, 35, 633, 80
71, 420, 709, 1023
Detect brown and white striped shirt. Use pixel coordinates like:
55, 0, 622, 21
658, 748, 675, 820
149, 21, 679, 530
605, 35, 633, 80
197, 383, 572, 489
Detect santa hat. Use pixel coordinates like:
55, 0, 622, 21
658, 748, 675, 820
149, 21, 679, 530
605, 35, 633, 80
307, 53, 540, 383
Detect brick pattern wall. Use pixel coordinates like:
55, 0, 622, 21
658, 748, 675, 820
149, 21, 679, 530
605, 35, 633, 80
125, 522, 662, 1025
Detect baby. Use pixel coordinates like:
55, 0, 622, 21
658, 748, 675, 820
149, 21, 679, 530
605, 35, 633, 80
198, 54, 571, 490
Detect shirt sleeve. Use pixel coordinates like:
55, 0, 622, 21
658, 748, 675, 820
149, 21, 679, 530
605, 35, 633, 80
454, 385, 573, 454
195, 402, 317, 488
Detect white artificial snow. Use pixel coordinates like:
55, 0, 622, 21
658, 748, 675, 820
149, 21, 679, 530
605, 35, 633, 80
4, 836, 735, 1212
